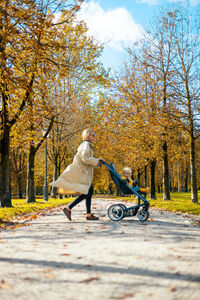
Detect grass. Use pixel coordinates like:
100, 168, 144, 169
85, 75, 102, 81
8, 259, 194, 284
1, 192, 200, 224
0, 197, 73, 222
120, 192, 200, 216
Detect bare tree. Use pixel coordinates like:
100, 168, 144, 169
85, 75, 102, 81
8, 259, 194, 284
169, 8, 200, 203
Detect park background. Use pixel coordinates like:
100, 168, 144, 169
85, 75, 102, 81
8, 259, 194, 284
0, 0, 200, 213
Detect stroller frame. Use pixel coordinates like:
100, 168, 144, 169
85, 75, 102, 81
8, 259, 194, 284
101, 160, 150, 221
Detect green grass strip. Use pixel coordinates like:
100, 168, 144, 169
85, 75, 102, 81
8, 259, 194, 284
0, 197, 73, 221
1, 192, 200, 222
118, 192, 200, 216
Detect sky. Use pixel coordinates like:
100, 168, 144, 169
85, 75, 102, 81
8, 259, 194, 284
77, 0, 200, 72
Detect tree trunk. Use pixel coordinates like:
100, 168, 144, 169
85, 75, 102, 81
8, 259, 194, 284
177, 163, 181, 192
162, 141, 171, 200
26, 142, 36, 203
17, 174, 23, 199
51, 153, 58, 198
150, 159, 156, 200
58, 162, 63, 199
137, 170, 142, 182
190, 139, 198, 203
144, 165, 147, 188
184, 166, 189, 193
0, 126, 12, 207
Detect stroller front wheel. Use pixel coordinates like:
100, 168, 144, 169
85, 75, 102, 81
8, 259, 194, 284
137, 209, 149, 221
108, 204, 125, 221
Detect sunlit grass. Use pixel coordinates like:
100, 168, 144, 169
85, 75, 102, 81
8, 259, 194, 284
150, 192, 200, 215
0, 197, 73, 221
121, 192, 200, 216
1, 192, 200, 223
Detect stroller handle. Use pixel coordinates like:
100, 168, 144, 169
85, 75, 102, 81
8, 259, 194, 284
99, 159, 110, 168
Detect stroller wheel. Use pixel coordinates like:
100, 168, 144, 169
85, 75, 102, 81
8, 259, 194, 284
137, 209, 149, 221
119, 203, 126, 210
108, 204, 125, 221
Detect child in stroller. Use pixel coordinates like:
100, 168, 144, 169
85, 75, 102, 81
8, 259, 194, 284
122, 167, 149, 196
100, 160, 150, 222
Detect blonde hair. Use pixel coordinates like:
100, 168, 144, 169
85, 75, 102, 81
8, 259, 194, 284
82, 128, 94, 140
123, 167, 132, 176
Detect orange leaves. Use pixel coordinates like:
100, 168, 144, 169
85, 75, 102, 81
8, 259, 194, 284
192, 220, 200, 226
41, 268, 55, 279
0, 280, 12, 290
169, 286, 176, 292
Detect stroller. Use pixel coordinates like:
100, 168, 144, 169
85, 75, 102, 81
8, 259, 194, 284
100, 160, 150, 222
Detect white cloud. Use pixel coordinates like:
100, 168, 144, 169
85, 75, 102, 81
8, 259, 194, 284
137, 0, 200, 5
77, 1, 143, 51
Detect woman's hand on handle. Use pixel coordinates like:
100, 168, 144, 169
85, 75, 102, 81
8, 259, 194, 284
99, 158, 105, 166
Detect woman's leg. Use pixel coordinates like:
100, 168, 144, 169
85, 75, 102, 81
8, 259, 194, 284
68, 194, 86, 210
85, 185, 93, 214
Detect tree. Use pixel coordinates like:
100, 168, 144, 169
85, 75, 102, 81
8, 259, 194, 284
0, 0, 86, 206
10, 146, 27, 198
0, 0, 38, 206
169, 9, 200, 202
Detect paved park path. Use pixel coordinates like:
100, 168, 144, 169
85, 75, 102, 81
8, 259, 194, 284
0, 198, 200, 300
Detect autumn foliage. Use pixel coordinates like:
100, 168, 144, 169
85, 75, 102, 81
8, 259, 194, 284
0, 2, 199, 207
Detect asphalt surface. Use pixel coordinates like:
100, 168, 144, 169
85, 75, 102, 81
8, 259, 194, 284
0, 198, 200, 300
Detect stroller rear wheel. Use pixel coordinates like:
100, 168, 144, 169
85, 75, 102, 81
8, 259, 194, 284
137, 209, 149, 221
108, 204, 125, 221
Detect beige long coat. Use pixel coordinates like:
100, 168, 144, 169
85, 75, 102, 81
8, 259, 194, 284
50, 141, 100, 195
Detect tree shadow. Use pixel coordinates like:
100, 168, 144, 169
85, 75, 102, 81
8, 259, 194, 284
0, 256, 199, 283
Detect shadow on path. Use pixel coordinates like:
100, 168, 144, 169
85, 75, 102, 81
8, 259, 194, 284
0, 257, 199, 283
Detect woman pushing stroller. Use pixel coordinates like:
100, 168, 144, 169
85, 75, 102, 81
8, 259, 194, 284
50, 128, 102, 221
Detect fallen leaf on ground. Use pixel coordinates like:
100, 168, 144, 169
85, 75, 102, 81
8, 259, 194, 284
44, 273, 54, 279
111, 293, 135, 299
168, 266, 176, 271
84, 264, 92, 267
0, 280, 12, 289
41, 268, 53, 273
23, 277, 37, 281
169, 286, 176, 292
60, 253, 70, 256
192, 221, 200, 226
99, 225, 108, 229
79, 276, 99, 283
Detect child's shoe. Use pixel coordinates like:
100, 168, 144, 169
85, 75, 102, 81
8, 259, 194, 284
140, 187, 149, 194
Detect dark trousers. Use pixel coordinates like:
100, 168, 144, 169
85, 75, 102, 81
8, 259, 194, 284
68, 185, 93, 214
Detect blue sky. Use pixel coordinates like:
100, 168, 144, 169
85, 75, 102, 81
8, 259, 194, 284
78, 0, 200, 71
